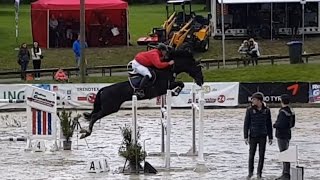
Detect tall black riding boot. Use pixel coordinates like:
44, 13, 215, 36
139, 76, 150, 89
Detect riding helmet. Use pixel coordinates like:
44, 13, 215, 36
157, 43, 168, 52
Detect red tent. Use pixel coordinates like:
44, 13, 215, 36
31, 0, 129, 48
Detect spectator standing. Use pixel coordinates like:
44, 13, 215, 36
31, 41, 42, 80
17, 43, 30, 80
248, 38, 260, 66
72, 34, 87, 75
243, 92, 273, 179
274, 94, 296, 180
49, 14, 59, 48
238, 40, 250, 66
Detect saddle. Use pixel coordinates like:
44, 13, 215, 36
127, 66, 157, 89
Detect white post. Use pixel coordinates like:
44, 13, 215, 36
132, 95, 137, 145
271, 3, 273, 40
192, 84, 197, 155
221, 0, 226, 68
318, 2, 320, 32
165, 90, 172, 169
194, 89, 209, 172
198, 90, 205, 162
211, 0, 217, 37
302, 2, 305, 53
161, 95, 165, 153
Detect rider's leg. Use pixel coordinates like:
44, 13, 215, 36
131, 60, 152, 97
139, 76, 150, 89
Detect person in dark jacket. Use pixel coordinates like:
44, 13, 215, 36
17, 43, 30, 80
274, 94, 295, 180
244, 92, 273, 179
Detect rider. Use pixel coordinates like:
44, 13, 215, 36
131, 43, 174, 97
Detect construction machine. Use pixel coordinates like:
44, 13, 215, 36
168, 15, 211, 53
136, 0, 194, 45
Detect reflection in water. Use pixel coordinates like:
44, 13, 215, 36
0, 108, 319, 179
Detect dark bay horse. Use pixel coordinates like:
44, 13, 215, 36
79, 50, 204, 139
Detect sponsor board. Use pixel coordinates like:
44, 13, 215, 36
309, 83, 320, 103
239, 82, 309, 104
171, 82, 239, 107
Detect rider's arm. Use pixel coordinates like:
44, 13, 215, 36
152, 55, 170, 69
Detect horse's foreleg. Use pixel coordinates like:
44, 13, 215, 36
169, 81, 184, 96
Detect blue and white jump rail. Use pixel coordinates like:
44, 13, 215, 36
0, 85, 59, 152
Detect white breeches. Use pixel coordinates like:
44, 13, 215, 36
131, 59, 152, 78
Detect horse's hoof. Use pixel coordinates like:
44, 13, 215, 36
79, 128, 88, 134
80, 131, 91, 139
83, 112, 91, 121
80, 133, 87, 139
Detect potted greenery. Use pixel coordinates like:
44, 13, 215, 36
118, 124, 146, 173
58, 108, 81, 150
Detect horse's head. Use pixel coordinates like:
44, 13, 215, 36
168, 50, 204, 86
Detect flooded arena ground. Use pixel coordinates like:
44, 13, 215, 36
0, 108, 319, 180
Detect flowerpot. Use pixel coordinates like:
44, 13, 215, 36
63, 140, 72, 150
128, 161, 143, 173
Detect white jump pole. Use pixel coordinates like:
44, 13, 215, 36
191, 84, 197, 155
186, 83, 198, 156
161, 95, 166, 153
198, 90, 205, 161
194, 89, 209, 172
132, 95, 137, 145
165, 90, 172, 169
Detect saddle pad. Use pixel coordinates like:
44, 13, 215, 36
129, 76, 142, 89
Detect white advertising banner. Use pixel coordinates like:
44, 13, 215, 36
309, 83, 320, 103
0, 82, 239, 109
171, 82, 239, 107
0, 84, 26, 109
51, 83, 105, 108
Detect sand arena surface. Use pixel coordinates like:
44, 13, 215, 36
0, 108, 319, 180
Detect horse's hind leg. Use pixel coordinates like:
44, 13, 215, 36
83, 90, 102, 120
80, 110, 107, 139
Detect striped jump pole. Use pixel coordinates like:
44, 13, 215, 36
0, 137, 27, 142
0, 99, 25, 103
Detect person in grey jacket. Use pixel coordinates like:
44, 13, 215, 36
244, 92, 273, 179
274, 94, 295, 180
17, 43, 30, 80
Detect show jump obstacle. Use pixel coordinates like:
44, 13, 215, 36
0, 85, 58, 152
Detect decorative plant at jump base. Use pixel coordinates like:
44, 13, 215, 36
118, 124, 146, 173
58, 108, 81, 150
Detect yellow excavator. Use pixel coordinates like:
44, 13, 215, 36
136, 12, 176, 45
137, 0, 193, 45
168, 16, 211, 53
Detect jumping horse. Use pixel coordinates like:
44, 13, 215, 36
80, 50, 204, 139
